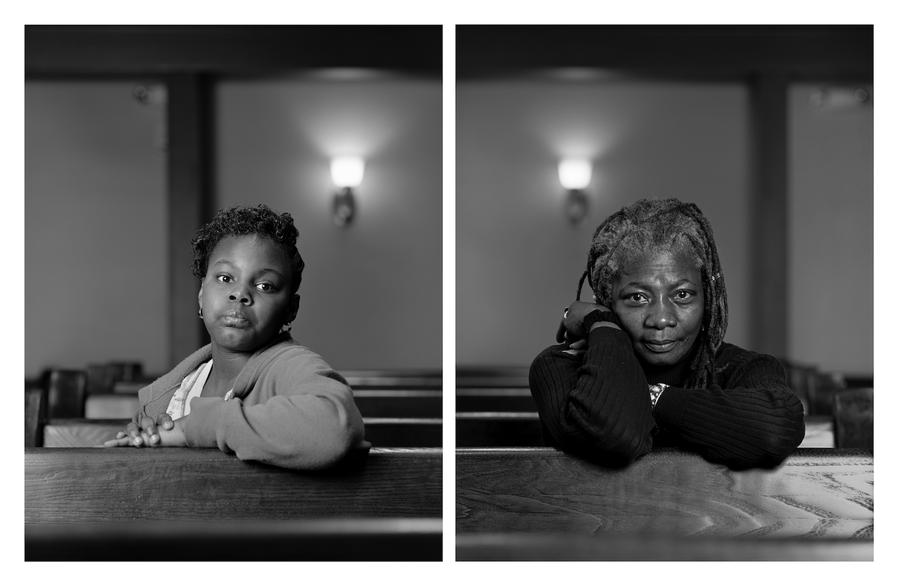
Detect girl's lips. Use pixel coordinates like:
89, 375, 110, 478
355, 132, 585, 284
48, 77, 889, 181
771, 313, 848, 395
222, 315, 251, 327
643, 340, 677, 353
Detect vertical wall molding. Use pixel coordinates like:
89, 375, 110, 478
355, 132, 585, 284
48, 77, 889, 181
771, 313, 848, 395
166, 74, 213, 366
748, 74, 788, 358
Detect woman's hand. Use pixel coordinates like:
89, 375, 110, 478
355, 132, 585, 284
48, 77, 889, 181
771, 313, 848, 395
556, 300, 612, 344
103, 413, 186, 448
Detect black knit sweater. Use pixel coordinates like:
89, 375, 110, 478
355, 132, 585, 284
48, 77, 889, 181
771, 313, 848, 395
529, 326, 806, 470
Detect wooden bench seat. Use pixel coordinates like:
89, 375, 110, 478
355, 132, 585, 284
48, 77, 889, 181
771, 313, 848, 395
25, 447, 441, 560
456, 447, 872, 560
43, 417, 443, 448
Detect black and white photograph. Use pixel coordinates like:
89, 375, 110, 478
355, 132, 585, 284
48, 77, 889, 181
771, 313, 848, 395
23, 24, 443, 561
12, 4, 896, 580
455, 25, 874, 561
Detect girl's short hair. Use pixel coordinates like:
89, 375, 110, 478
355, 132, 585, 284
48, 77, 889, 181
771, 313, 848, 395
191, 204, 305, 293
578, 198, 728, 388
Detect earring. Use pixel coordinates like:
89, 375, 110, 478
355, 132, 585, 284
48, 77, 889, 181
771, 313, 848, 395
279, 321, 293, 334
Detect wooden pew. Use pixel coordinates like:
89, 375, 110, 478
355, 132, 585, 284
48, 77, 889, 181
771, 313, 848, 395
457, 368, 528, 389
87, 389, 442, 419
457, 532, 873, 561
28, 518, 442, 561
25, 447, 441, 560
25, 383, 46, 448
833, 387, 873, 450
45, 369, 87, 418
456, 447, 872, 561
342, 369, 442, 390
456, 388, 535, 412
456, 412, 545, 447
456, 412, 835, 449
112, 370, 443, 394
43, 417, 443, 448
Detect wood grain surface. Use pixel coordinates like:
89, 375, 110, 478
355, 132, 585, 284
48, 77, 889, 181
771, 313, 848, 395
457, 448, 872, 540
26, 447, 441, 522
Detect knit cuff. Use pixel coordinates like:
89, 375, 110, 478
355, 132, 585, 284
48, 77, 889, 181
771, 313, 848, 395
650, 385, 690, 430
583, 309, 623, 332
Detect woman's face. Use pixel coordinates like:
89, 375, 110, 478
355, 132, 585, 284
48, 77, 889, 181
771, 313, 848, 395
198, 234, 298, 355
611, 248, 704, 367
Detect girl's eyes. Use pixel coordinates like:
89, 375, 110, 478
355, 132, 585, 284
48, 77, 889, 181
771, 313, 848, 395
215, 275, 277, 293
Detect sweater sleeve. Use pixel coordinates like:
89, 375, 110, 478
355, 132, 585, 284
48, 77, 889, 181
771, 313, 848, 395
529, 326, 655, 466
182, 352, 366, 470
652, 353, 805, 469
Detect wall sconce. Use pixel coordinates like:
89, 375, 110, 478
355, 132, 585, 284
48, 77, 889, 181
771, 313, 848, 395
558, 159, 591, 224
330, 157, 365, 227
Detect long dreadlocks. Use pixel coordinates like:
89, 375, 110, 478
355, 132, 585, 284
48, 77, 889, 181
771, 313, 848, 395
576, 198, 728, 389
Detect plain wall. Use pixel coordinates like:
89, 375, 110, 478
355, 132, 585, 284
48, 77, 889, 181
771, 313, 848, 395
25, 81, 168, 378
25, 76, 442, 378
214, 77, 442, 370
788, 83, 873, 375
457, 80, 751, 368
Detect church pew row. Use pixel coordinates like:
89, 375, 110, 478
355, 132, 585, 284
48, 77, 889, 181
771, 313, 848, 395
25, 447, 441, 561
43, 417, 442, 448
456, 388, 535, 412
87, 389, 442, 419
455, 412, 836, 449
112, 369, 442, 394
456, 447, 872, 561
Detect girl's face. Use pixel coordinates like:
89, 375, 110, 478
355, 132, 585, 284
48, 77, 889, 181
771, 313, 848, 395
611, 248, 704, 368
198, 234, 298, 355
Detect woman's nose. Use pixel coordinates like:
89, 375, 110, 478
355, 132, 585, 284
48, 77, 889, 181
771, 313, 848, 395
645, 302, 677, 329
228, 286, 251, 305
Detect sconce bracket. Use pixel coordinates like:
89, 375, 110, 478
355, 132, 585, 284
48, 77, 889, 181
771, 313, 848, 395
333, 187, 356, 227
566, 189, 588, 224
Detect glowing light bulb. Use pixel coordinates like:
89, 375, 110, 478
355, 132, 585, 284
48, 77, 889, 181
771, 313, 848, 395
330, 157, 365, 188
558, 159, 592, 190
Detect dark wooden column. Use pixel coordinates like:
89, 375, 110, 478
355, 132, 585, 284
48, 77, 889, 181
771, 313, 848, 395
748, 74, 788, 357
166, 74, 213, 365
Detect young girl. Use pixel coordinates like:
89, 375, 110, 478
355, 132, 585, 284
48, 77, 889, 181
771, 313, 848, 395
530, 198, 805, 470
105, 204, 367, 469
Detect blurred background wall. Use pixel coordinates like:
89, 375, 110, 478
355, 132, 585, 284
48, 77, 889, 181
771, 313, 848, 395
456, 26, 873, 379
24, 26, 442, 378
25, 81, 169, 377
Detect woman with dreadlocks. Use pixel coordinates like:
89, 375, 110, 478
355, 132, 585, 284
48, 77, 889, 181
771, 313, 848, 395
529, 198, 804, 470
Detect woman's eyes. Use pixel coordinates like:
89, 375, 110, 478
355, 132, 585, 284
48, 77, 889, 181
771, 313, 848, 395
622, 290, 695, 304
215, 274, 233, 283
673, 289, 696, 303
255, 282, 276, 292
625, 292, 648, 304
